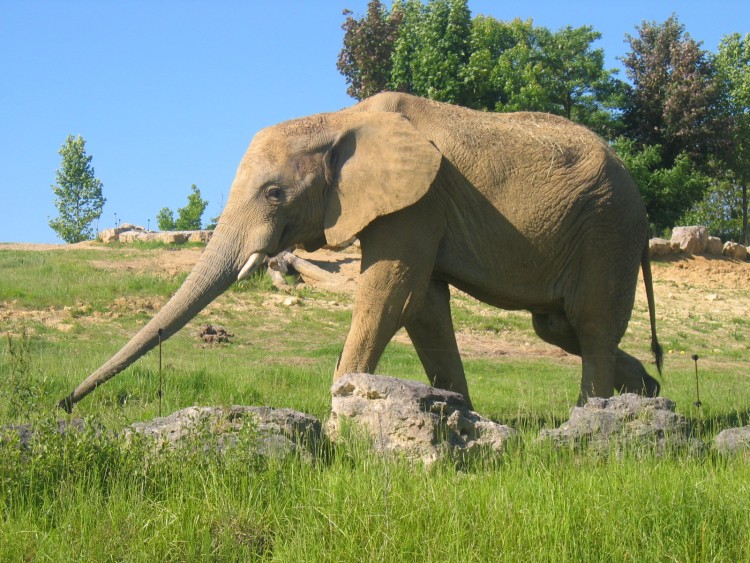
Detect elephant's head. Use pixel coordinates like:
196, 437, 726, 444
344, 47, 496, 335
60, 109, 441, 411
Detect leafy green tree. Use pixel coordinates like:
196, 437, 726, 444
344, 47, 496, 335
49, 135, 106, 243
681, 175, 746, 242
157, 184, 208, 231
389, 0, 473, 104
156, 207, 176, 231
621, 15, 728, 169
714, 32, 750, 243
612, 138, 709, 235
338, 0, 403, 100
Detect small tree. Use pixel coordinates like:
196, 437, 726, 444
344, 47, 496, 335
49, 135, 106, 243
157, 184, 208, 231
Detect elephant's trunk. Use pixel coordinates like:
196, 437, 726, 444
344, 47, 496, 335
59, 223, 257, 412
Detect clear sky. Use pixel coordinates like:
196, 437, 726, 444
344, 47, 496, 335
2, 1, 748, 244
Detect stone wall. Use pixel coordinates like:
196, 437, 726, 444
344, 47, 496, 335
98, 224, 213, 245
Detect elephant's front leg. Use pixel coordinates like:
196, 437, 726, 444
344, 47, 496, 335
334, 255, 432, 381
404, 279, 472, 408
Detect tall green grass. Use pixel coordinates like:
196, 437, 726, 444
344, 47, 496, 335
1, 246, 750, 561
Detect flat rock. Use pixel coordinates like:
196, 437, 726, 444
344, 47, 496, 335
539, 394, 703, 454
128, 405, 322, 460
327, 373, 516, 465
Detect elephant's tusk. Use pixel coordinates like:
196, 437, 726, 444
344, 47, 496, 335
237, 252, 267, 281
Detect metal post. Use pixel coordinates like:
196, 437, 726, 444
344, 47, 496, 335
158, 328, 163, 417
692, 354, 701, 408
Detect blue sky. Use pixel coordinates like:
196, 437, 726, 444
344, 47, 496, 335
2, 1, 748, 244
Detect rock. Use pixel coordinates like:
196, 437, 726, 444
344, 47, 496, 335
188, 230, 213, 243
539, 394, 703, 454
648, 238, 675, 258
157, 231, 190, 245
128, 406, 322, 460
715, 426, 750, 456
98, 225, 147, 243
706, 236, 724, 256
119, 230, 158, 243
327, 373, 516, 465
671, 226, 708, 255
723, 241, 748, 261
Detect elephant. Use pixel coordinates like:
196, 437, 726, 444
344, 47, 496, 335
60, 92, 662, 412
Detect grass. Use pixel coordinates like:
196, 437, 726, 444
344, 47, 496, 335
1, 245, 750, 561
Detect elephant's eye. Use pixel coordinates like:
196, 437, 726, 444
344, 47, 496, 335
264, 185, 284, 203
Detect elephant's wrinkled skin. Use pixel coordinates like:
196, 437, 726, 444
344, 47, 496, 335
61, 93, 662, 412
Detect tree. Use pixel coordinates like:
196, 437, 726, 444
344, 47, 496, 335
612, 138, 709, 235
338, 0, 402, 100
157, 184, 208, 231
714, 32, 750, 243
621, 15, 728, 169
49, 135, 106, 243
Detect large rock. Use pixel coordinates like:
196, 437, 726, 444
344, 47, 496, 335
715, 426, 750, 456
706, 236, 724, 256
723, 241, 748, 261
327, 373, 516, 465
128, 406, 322, 460
539, 394, 703, 454
98, 224, 145, 244
671, 226, 708, 255
648, 238, 677, 258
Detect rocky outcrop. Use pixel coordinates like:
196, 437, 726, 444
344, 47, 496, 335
671, 226, 708, 255
327, 373, 516, 465
706, 236, 724, 256
98, 225, 214, 245
648, 238, 679, 258
723, 241, 748, 261
128, 406, 322, 460
539, 394, 703, 454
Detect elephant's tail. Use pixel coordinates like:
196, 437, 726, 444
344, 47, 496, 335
641, 244, 663, 375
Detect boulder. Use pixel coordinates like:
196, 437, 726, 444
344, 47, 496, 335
648, 238, 675, 258
157, 231, 190, 245
128, 406, 323, 460
188, 230, 214, 243
98, 224, 146, 243
327, 373, 516, 465
539, 394, 703, 454
723, 241, 748, 261
119, 230, 158, 244
715, 426, 750, 456
706, 236, 724, 256
671, 226, 708, 255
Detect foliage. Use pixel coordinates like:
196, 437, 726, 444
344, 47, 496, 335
621, 15, 729, 170
681, 174, 747, 242
157, 184, 208, 231
612, 138, 710, 234
48, 135, 106, 243
338, 0, 402, 100
715, 32, 750, 244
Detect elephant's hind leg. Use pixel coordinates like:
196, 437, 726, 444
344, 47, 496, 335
405, 280, 472, 407
613, 350, 661, 397
532, 312, 659, 400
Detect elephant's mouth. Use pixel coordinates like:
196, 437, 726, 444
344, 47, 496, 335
237, 252, 267, 281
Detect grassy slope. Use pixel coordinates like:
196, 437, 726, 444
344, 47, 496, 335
1, 245, 749, 561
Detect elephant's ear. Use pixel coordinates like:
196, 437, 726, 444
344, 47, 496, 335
323, 112, 442, 247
